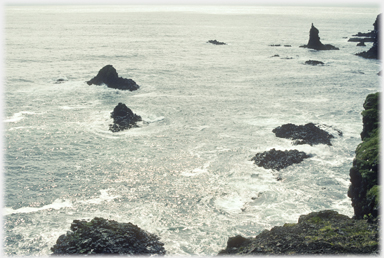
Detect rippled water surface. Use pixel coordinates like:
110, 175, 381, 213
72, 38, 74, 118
4, 5, 381, 255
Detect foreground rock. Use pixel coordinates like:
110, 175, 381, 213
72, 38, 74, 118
218, 210, 379, 255
207, 39, 226, 45
300, 23, 339, 50
251, 148, 311, 171
348, 92, 380, 219
87, 65, 140, 91
51, 217, 166, 255
272, 123, 339, 146
355, 14, 381, 59
109, 103, 142, 132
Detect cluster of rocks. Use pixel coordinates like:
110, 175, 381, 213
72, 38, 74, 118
87, 65, 140, 91
207, 39, 226, 45
109, 102, 142, 133
300, 23, 339, 50
348, 92, 380, 219
51, 217, 166, 255
272, 122, 337, 146
354, 14, 381, 59
218, 210, 379, 255
251, 149, 311, 171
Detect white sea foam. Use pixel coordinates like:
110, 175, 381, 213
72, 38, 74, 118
77, 189, 121, 205
4, 111, 37, 123
4, 199, 73, 215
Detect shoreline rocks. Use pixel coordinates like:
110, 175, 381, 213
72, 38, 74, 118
300, 23, 339, 50
251, 148, 311, 171
109, 103, 142, 132
51, 217, 166, 255
87, 65, 140, 91
218, 210, 379, 255
272, 123, 338, 146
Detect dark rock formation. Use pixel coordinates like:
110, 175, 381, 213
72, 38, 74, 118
251, 148, 311, 171
218, 210, 379, 255
207, 40, 226, 45
357, 41, 366, 46
356, 14, 381, 59
300, 23, 339, 50
305, 60, 324, 65
348, 37, 374, 42
272, 123, 339, 146
87, 65, 140, 91
109, 103, 142, 132
51, 217, 166, 255
269, 44, 281, 47
348, 92, 380, 219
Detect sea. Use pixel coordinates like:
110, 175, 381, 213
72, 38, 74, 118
3, 4, 381, 256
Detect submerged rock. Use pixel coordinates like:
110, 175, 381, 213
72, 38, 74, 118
300, 23, 339, 50
305, 60, 324, 65
109, 103, 142, 132
207, 39, 226, 45
272, 123, 338, 146
251, 148, 311, 171
355, 14, 381, 59
51, 217, 166, 255
87, 65, 140, 91
218, 210, 379, 255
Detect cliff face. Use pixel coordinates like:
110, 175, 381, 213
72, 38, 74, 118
348, 92, 380, 219
356, 14, 381, 59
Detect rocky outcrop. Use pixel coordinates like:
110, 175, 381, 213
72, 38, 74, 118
218, 210, 379, 255
207, 40, 226, 45
355, 14, 381, 59
51, 217, 166, 255
109, 103, 142, 132
87, 65, 140, 91
251, 148, 311, 171
348, 92, 380, 219
305, 60, 324, 65
300, 23, 339, 50
272, 123, 340, 146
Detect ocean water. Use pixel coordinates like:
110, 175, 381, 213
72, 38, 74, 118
3, 5, 381, 256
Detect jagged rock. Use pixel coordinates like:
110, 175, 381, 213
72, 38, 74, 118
251, 148, 311, 171
356, 14, 381, 59
272, 123, 340, 146
87, 65, 140, 91
109, 103, 142, 132
207, 40, 226, 45
305, 60, 324, 65
218, 210, 379, 255
357, 41, 366, 46
300, 23, 339, 50
51, 217, 166, 255
348, 92, 379, 219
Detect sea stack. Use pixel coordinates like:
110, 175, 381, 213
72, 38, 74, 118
87, 65, 140, 91
300, 23, 339, 50
109, 103, 142, 132
356, 14, 381, 59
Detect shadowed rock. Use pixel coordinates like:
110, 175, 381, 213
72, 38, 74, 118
251, 148, 311, 171
300, 23, 339, 50
109, 103, 142, 132
51, 217, 166, 255
305, 60, 324, 65
356, 14, 381, 59
87, 65, 139, 91
207, 39, 226, 45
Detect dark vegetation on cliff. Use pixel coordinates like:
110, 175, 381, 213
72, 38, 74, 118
50, 217, 166, 255
348, 92, 380, 219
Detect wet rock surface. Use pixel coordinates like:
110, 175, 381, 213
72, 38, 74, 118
207, 39, 226, 45
251, 148, 311, 171
109, 103, 142, 132
87, 65, 140, 91
218, 210, 379, 255
300, 23, 339, 50
272, 123, 339, 146
50, 217, 166, 255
